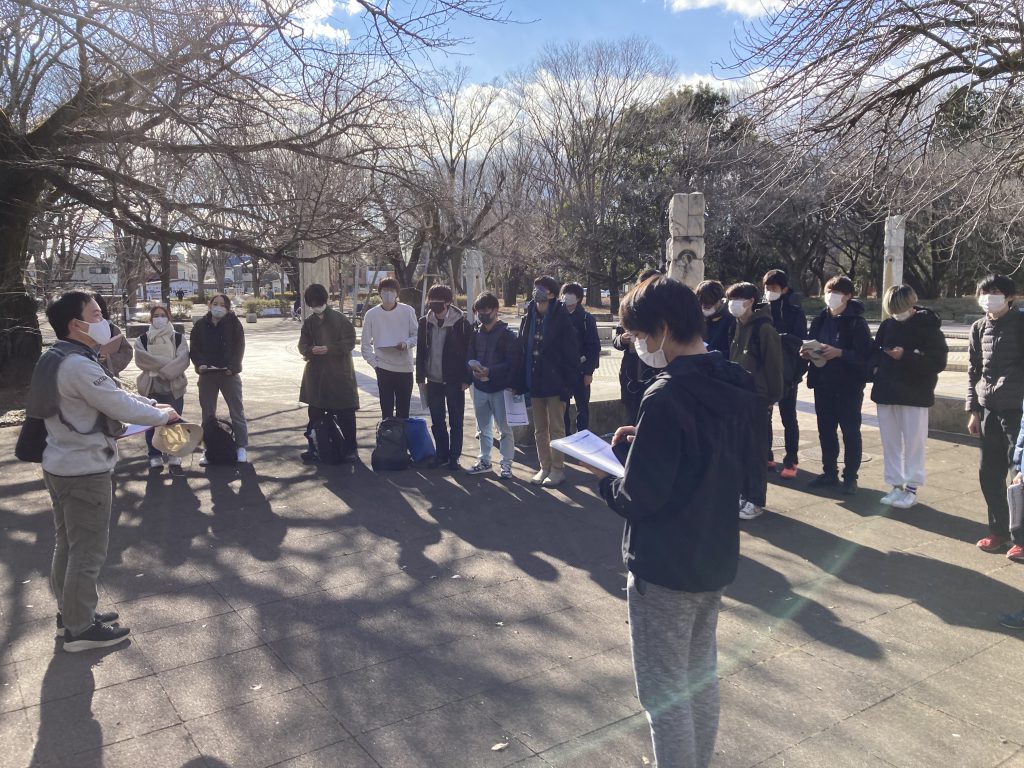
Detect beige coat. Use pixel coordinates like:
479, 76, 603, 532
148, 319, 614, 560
134, 327, 190, 399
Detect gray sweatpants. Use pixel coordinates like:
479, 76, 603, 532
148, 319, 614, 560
627, 572, 723, 768
198, 372, 248, 447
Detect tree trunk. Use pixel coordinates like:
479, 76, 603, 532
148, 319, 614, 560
213, 254, 227, 293
609, 257, 620, 315
0, 174, 47, 385
159, 239, 172, 305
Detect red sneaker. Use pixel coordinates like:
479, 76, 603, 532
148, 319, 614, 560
1007, 544, 1024, 562
977, 535, 1011, 553
779, 465, 798, 479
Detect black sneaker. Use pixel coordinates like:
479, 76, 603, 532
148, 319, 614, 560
447, 459, 462, 472
340, 451, 359, 464
56, 610, 119, 633
841, 478, 858, 495
63, 621, 130, 653
427, 455, 449, 469
808, 473, 839, 488
300, 449, 319, 464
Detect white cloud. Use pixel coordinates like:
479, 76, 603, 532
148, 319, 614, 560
345, 0, 363, 14
295, 0, 353, 42
668, 0, 783, 18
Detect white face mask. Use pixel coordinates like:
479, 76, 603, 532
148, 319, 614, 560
561, 294, 578, 307
892, 309, 913, 322
84, 318, 112, 346
727, 299, 748, 318
151, 316, 169, 330
825, 292, 845, 311
701, 307, 717, 318
311, 305, 326, 315
635, 333, 668, 369
210, 305, 227, 319
979, 294, 1006, 314
764, 290, 781, 303
380, 290, 397, 306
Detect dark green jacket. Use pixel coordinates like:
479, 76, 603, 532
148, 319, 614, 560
729, 303, 784, 404
299, 308, 359, 410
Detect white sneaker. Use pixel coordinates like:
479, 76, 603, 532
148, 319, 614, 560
542, 469, 564, 487
149, 456, 164, 468
199, 452, 209, 467
530, 468, 549, 485
236, 448, 248, 463
880, 486, 902, 505
166, 455, 182, 467
890, 488, 917, 509
739, 501, 764, 520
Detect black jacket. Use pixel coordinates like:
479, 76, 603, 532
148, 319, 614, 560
870, 307, 948, 408
415, 308, 473, 386
565, 306, 601, 376
806, 300, 873, 389
967, 306, 1024, 412
517, 300, 580, 399
298, 308, 359, 411
467, 320, 521, 393
612, 326, 657, 397
190, 312, 245, 374
769, 292, 808, 339
703, 309, 734, 356
599, 352, 758, 592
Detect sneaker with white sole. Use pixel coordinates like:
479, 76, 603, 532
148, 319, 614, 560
199, 451, 209, 467
166, 455, 182, 467
880, 486, 903, 505
236, 448, 247, 463
890, 488, 917, 509
499, 463, 513, 480
530, 468, 549, 485
466, 462, 492, 475
149, 456, 164, 468
542, 469, 565, 487
63, 621, 131, 653
739, 501, 764, 520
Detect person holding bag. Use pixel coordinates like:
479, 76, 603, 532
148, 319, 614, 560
134, 304, 190, 469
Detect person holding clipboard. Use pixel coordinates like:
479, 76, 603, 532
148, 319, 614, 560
585, 275, 758, 768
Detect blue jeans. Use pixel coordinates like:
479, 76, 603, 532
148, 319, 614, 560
145, 391, 184, 456
472, 387, 514, 466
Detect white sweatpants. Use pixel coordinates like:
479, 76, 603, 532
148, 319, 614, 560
877, 403, 929, 488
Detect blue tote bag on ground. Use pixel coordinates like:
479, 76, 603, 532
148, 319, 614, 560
405, 417, 435, 462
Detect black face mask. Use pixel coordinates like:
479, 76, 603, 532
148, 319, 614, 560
429, 302, 447, 315
477, 312, 494, 325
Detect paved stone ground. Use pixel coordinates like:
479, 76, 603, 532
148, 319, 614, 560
1, 317, 1023, 768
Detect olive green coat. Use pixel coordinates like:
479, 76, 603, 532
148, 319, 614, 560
298, 308, 360, 410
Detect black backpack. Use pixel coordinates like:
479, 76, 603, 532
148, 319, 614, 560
139, 332, 183, 351
313, 416, 345, 465
371, 417, 410, 471
203, 417, 237, 465
739, 317, 807, 388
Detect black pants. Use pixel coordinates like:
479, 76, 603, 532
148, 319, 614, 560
743, 401, 771, 507
770, 383, 800, 467
813, 385, 864, 481
979, 407, 1023, 542
306, 406, 357, 454
426, 381, 465, 462
563, 378, 591, 434
376, 368, 413, 419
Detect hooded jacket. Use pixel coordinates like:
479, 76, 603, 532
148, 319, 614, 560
768, 291, 808, 339
806, 299, 873, 389
467, 319, 521, 393
564, 304, 601, 376
415, 306, 473, 386
517, 299, 580, 399
728, 302, 784, 404
190, 311, 245, 374
299, 307, 360, 411
967, 305, 1024, 413
703, 307, 735, 356
599, 351, 758, 592
870, 307, 948, 408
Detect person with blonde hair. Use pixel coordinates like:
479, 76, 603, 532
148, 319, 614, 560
870, 285, 948, 508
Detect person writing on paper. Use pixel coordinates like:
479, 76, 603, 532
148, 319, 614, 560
361, 278, 418, 419
134, 304, 190, 470
465, 292, 521, 479
30, 292, 180, 652
591, 275, 758, 768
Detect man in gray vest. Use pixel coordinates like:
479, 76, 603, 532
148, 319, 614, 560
29, 292, 179, 652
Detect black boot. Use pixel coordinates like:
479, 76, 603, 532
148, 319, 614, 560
300, 436, 318, 464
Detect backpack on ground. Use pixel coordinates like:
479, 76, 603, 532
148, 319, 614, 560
313, 416, 345, 465
203, 417, 237, 465
405, 417, 435, 463
371, 417, 410, 471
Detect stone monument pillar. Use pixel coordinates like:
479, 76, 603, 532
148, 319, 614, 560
665, 192, 705, 289
462, 249, 485, 315
882, 215, 906, 317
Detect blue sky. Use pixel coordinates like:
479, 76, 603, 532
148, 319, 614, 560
427, 0, 762, 85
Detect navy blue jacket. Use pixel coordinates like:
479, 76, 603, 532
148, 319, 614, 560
704, 309, 734, 356
517, 300, 580, 399
806, 300, 873, 389
768, 292, 808, 339
467, 320, 521, 393
600, 352, 758, 592
565, 306, 601, 377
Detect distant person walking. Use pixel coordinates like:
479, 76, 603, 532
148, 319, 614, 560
360, 278, 418, 419
298, 284, 359, 463
594, 276, 758, 768
190, 293, 249, 464
30, 292, 179, 651
967, 274, 1024, 561
870, 285, 948, 509
134, 304, 190, 469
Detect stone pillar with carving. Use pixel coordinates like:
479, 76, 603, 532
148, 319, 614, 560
665, 192, 706, 289
882, 215, 906, 318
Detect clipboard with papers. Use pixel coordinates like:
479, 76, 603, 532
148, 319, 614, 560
550, 429, 625, 478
